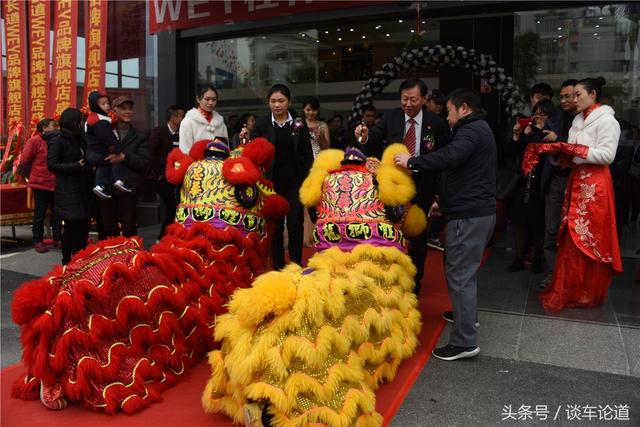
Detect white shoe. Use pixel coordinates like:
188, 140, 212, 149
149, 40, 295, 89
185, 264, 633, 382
92, 185, 111, 199
113, 180, 132, 193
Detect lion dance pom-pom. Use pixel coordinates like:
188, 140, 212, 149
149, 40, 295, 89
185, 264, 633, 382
203, 144, 427, 427
11, 138, 287, 414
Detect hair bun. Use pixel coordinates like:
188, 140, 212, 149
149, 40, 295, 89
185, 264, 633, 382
596, 76, 606, 87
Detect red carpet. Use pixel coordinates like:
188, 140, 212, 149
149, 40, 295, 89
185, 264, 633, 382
1, 250, 450, 426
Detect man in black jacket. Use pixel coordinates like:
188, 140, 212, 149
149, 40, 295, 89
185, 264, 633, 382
356, 78, 450, 293
539, 79, 578, 286
148, 105, 184, 240
249, 93, 314, 269
395, 88, 496, 361
87, 95, 149, 238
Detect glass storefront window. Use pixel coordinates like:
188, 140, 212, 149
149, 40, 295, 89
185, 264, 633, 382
104, 0, 157, 129
196, 18, 442, 121
515, 4, 639, 124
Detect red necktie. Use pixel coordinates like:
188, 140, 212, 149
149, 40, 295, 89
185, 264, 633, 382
404, 118, 416, 156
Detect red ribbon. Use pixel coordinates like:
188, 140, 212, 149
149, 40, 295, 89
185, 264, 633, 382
521, 142, 590, 176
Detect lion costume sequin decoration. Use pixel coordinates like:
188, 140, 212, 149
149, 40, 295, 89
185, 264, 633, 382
10, 138, 288, 414
202, 144, 427, 427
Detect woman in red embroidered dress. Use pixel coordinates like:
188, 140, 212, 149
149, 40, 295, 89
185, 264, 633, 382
540, 77, 622, 311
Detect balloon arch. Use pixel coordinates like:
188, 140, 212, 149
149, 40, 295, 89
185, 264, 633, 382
349, 44, 525, 124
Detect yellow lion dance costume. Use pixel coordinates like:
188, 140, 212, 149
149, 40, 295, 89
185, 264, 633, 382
202, 144, 427, 426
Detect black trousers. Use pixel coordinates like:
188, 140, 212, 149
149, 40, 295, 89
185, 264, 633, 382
156, 178, 178, 240
272, 179, 304, 269
98, 192, 138, 239
95, 163, 127, 188
62, 218, 90, 264
32, 189, 62, 243
409, 228, 429, 294
410, 184, 434, 295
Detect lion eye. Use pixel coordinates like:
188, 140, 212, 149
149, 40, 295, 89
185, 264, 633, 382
235, 184, 259, 208
385, 205, 405, 223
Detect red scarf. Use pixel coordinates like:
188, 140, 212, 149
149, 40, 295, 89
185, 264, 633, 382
583, 103, 601, 120
198, 107, 212, 122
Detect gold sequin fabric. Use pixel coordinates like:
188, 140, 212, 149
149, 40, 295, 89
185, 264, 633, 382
202, 245, 421, 427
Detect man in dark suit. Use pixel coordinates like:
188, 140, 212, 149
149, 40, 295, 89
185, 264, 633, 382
355, 79, 450, 293
148, 105, 184, 241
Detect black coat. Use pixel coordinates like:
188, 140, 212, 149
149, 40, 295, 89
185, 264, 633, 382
507, 128, 547, 225
45, 129, 93, 220
366, 106, 450, 210
251, 110, 313, 182
86, 125, 149, 193
407, 113, 496, 220
148, 124, 178, 181
85, 117, 119, 158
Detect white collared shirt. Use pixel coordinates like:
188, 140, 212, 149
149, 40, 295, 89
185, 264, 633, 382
168, 123, 179, 146
272, 111, 293, 128
404, 110, 423, 157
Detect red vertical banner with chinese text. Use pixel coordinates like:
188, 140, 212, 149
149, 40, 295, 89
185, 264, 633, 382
49, 0, 78, 117
0, 23, 5, 137
1, 0, 28, 173
83, 0, 108, 107
3, 0, 28, 127
29, 0, 51, 133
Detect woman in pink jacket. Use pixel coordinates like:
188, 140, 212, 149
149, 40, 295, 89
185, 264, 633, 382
20, 118, 61, 253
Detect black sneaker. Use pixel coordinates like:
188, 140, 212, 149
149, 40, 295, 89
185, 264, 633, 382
432, 344, 480, 361
442, 311, 480, 327
427, 238, 445, 252
92, 185, 112, 199
113, 179, 132, 193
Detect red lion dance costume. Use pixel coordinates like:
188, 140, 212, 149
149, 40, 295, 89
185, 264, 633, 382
11, 138, 288, 413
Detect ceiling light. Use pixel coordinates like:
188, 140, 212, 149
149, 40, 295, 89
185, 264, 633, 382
594, 32, 598, 36
536, 20, 540, 24
349, 28, 354, 32
362, 35, 366, 39
324, 30, 329, 34
557, 27, 562, 30
410, 29, 415, 33
386, 33, 390, 37
398, 19, 403, 23
337, 28, 341, 32
595, 25, 600, 28
599, 16, 604, 20
338, 37, 342, 41
558, 35, 563, 38
421, 20, 425, 24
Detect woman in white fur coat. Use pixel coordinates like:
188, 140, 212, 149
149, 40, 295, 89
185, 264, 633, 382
541, 77, 623, 311
179, 84, 228, 154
